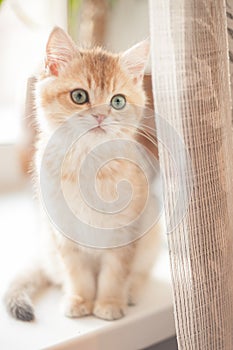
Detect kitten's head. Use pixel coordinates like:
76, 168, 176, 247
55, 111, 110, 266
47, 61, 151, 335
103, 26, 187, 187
36, 27, 149, 139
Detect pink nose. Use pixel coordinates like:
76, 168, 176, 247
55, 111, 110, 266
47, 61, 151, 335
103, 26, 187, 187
92, 114, 106, 124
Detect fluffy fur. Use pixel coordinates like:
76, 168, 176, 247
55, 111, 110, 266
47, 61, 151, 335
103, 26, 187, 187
4, 27, 160, 321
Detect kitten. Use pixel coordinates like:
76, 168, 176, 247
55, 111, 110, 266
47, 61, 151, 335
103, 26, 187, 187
4, 27, 161, 321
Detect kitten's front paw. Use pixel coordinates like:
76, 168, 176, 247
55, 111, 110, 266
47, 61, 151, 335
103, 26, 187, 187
93, 300, 125, 321
62, 295, 93, 318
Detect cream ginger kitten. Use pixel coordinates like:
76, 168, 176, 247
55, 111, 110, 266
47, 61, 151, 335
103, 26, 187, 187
4, 27, 160, 321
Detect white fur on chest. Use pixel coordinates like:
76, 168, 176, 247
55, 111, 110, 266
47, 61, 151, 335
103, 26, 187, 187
38, 130, 152, 248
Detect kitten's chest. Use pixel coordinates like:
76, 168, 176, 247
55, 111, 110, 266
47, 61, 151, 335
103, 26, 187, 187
62, 159, 129, 211
61, 155, 145, 228
41, 141, 147, 242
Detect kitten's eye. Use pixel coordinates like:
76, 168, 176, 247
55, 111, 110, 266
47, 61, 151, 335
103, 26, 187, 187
71, 89, 89, 104
111, 94, 126, 110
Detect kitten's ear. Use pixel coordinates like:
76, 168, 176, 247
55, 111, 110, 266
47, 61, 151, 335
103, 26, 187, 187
45, 27, 77, 76
121, 39, 150, 82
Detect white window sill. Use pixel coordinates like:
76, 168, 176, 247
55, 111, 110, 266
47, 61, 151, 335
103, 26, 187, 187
0, 190, 175, 350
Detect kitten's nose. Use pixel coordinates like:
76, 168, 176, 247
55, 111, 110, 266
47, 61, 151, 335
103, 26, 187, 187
92, 114, 107, 124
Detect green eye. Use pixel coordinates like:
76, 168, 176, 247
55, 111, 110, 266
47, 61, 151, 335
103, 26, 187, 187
111, 94, 126, 110
71, 89, 89, 104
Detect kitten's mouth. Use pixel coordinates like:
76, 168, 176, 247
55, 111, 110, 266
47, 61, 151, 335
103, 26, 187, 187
91, 125, 106, 133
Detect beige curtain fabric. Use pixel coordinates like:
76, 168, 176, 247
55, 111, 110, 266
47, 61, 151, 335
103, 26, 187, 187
149, 1, 233, 349
226, 0, 233, 122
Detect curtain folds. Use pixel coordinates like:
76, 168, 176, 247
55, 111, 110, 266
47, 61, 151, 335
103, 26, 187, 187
149, 1, 233, 349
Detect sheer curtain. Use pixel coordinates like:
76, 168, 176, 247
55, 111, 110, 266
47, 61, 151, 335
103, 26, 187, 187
149, 1, 233, 349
